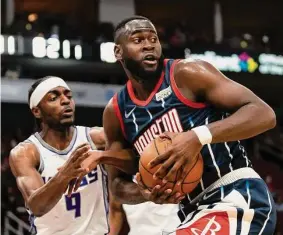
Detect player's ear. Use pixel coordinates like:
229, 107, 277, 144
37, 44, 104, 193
32, 107, 42, 119
114, 44, 123, 61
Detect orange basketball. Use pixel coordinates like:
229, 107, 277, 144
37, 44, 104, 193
139, 134, 203, 195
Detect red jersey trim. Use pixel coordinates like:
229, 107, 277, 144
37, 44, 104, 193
126, 59, 168, 107
170, 60, 207, 109
112, 93, 127, 139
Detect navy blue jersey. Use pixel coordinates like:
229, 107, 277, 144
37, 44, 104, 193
113, 59, 252, 201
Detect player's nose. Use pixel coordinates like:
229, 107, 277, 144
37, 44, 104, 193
61, 95, 71, 105
143, 39, 155, 51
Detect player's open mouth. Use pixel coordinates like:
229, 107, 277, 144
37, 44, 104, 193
62, 108, 74, 116
143, 55, 157, 65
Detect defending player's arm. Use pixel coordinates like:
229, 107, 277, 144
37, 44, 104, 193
77, 126, 137, 175
9, 142, 90, 217
150, 59, 276, 184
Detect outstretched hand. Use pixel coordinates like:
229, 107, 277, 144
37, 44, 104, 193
65, 150, 102, 196
148, 131, 203, 185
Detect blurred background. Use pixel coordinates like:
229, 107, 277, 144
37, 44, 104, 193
1, 0, 283, 234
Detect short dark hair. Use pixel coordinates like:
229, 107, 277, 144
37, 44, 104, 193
114, 16, 151, 43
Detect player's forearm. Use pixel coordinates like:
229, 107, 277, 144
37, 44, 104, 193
99, 150, 137, 174
208, 102, 276, 143
27, 172, 69, 216
109, 204, 129, 235
112, 177, 146, 204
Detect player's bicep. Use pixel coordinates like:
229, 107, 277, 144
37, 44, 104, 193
195, 61, 265, 111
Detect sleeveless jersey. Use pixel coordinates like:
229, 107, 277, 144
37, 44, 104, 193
113, 59, 252, 202
24, 126, 109, 235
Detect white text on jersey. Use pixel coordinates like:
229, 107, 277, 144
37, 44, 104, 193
134, 108, 183, 154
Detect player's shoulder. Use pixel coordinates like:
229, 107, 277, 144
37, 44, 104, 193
104, 97, 117, 116
175, 58, 215, 76
89, 127, 105, 150
9, 141, 40, 166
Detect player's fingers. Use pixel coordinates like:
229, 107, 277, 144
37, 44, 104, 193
163, 160, 184, 184
148, 150, 172, 169
73, 145, 91, 162
156, 188, 172, 204
153, 156, 175, 181
74, 175, 84, 192
67, 179, 76, 197
77, 151, 92, 163
74, 167, 88, 176
149, 184, 162, 201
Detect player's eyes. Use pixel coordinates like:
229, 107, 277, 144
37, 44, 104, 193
151, 37, 157, 43
133, 38, 142, 44
50, 96, 57, 101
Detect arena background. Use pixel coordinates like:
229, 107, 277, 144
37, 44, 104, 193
1, 0, 283, 234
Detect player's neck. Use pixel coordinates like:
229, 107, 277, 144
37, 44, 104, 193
39, 125, 75, 151
129, 77, 157, 100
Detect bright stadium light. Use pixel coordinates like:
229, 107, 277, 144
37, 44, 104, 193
7, 36, 15, 55
74, 45, 82, 60
100, 42, 116, 63
32, 37, 46, 58
46, 38, 60, 59
63, 40, 71, 59
0, 35, 4, 54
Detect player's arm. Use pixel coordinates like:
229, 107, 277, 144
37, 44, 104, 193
9, 142, 89, 217
80, 126, 136, 174
150, 59, 276, 183
176, 59, 276, 141
103, 99, 146, 205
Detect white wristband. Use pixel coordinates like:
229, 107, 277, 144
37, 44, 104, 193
192, 125, 212, 145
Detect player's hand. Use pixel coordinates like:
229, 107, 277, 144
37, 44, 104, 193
136, 173, 185, 204
66, 150, 102, 196
59, 143, 91, 185
148, 131, 202, 185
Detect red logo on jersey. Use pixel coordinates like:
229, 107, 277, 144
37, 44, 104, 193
134, 108, 183, 154
177, 212, 230, 235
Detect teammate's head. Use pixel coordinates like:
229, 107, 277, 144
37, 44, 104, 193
28, 76, 75, 130
114, 16, 163, 83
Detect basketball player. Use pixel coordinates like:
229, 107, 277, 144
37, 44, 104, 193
102, 16, 277, 234
9, 76, 129, 235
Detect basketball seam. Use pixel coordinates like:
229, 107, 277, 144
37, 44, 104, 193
181, 154, 201, 194
153, 138, 160, 155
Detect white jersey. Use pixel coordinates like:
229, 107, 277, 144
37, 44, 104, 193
123, 176, 180, 235
25, 126, 109, 235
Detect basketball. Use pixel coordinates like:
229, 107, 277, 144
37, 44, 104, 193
139, 134, 203, 195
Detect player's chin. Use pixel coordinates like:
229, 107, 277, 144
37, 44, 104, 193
60, 117, 74, 126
